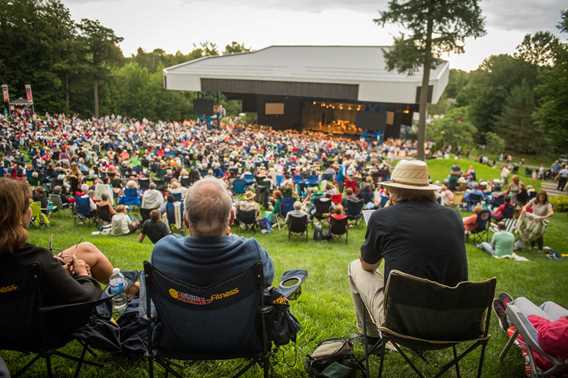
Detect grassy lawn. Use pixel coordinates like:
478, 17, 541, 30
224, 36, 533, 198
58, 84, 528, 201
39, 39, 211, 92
2, 159, 567, 377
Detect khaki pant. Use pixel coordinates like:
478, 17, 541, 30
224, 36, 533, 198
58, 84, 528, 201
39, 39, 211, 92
348, 259, 385, 337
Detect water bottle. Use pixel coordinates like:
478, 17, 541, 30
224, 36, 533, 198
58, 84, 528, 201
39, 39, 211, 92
108, 268, 128, 320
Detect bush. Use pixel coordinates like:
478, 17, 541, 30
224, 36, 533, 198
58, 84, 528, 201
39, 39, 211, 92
550, 196, 568, 212
428, 107, 477, 153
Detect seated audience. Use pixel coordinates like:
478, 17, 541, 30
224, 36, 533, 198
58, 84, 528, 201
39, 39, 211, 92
96, 193, 115, 223
517, 191, 554, 251
141, 183, 164, 220
478, 221, 515, 258
151, 177, 274, 287
285, 201, 309, 223
139, 209, 170, 244
111, 205, 140, 236
463, 205, 483, 233
348, 160, 467, 337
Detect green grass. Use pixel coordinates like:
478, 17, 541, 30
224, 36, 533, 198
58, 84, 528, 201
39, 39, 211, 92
2, 159, 567, 377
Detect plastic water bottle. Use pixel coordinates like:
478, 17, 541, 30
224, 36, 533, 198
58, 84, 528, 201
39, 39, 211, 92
108, 268, 128, 320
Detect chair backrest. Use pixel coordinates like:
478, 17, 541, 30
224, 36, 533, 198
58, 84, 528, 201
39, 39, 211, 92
172, 192, 183, 202
75, 196, 92, 217
475, 210, 492, 232
287, 214, 308, 233
345, 199, 364, 217
30, 201, 42, 217
330, 217, 348, 235
48, 193, 63, 208
124, 188, 139, 198
382, 270, 496, 343
233, 179, 246, 195
280, 197, 295, 216
139, 178, 150, 191
315, 198, 331, 215
143, 261, 267, 360
237, 209, 257, 225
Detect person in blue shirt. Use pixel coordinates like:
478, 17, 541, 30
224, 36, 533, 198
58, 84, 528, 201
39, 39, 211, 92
151, 177, 274, 287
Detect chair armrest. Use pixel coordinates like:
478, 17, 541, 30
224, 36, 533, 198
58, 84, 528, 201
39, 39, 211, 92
506, 304, 556, 361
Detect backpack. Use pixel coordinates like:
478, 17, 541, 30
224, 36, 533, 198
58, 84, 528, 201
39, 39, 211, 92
305, 338, 364, 377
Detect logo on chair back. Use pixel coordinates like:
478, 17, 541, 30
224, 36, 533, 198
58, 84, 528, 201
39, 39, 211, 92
0, 284, 18, 294
168, 287, 240, 305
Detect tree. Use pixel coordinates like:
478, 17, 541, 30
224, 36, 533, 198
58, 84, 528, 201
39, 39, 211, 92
224, 41, 251, 55
484, 132, 505, 155
428, 107, 477, 152
445, 69, 470, 99
559, 9, 568, 33
375, 0, 485, 160
495, 81, 543, 153
514, 31, 560, 67
77, 19, 123, 117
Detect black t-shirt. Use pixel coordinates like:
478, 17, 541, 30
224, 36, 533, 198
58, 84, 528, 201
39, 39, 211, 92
361, 201, 468, 286
141, 220, 170, 244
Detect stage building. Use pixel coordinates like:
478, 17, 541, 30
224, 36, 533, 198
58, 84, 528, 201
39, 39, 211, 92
163, 46, 449, 138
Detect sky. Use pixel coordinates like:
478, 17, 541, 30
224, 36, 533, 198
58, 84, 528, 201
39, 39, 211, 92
63, 0, 566, 71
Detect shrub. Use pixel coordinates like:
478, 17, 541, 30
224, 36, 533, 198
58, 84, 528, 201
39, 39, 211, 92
485, 132, 505, 155
550, 196, 568, 212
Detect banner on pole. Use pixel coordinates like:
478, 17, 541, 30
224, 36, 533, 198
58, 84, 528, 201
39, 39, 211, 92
25, 84, 33, 103
1, 84, 8, 104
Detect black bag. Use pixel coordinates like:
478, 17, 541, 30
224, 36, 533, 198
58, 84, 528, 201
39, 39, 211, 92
265, 289, 300, 346
305, 338, 363, 378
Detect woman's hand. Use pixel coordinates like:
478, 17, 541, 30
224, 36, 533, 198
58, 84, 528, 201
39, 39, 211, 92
70, 255, 91, 277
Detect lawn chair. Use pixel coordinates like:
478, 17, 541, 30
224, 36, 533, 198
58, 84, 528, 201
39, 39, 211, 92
469, 210, 492, 244
30, 201, 50, 227
119, 188, 141, 207
499, 301, 568, 377
453, 191, 465, 209
313, 197, 332, 222
0, 264, 110, 378
363, 270, 496, 378
329, 217, 348, 243
237, 209, 258, 232
330, 194, 343, 206
232, 178, 247, 195
345, 198, 364, 226
287, 214, 308, 241
143, 261, 274, 378
243, 173, 255, 186
48, 193, 65, 211
74, 196, 94, 225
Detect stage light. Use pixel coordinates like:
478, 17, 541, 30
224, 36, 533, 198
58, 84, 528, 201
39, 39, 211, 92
313, 101, 316, 105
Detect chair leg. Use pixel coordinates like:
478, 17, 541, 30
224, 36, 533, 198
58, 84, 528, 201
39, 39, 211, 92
362, 310, 371, 377
453, 345, 461, 378
46, 355, 53, 378
392, 343, 426, 378
73, 342, 88, 378
378, 342, 386, 378
477, 342, 488, 378
148, 355, 154, 378
499, 330, 518, 361
13, 354, 42, 378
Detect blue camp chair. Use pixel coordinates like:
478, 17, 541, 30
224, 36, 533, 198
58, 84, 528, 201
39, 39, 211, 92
74, 196, 94, 224
243, 173, 255, 186
233, 179, 247, 195
119, 188, 141, 207
306, 175, 320, 187
275, 175, 285, 188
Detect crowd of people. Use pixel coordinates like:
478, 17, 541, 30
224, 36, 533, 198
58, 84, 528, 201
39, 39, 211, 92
0, 110, 566, 376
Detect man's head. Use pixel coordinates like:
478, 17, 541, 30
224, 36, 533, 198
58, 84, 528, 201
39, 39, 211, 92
150, 209, 160, 222
184, 177, 233, 237
497, 221, 506, 231
293, 201, 302, 211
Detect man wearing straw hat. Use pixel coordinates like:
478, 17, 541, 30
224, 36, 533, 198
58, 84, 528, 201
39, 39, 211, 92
348, 160, 468, 338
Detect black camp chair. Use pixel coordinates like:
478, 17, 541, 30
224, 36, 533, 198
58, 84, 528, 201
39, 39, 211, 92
345, 198, 364, 226
237, 209, 258, 232
329, 217, 348, 243
469, 210, 492, 244
363, 270, 496, 378
287, 214, 308, 241
143, 261, 273, 378
0, 264, 110, 378
313, 197, 332, 222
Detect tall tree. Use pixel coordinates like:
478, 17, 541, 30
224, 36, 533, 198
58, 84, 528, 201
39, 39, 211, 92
375, 0, 485, 160
78, 19, 123, 117
514, 31, 560, 67
224, 41, 251, 55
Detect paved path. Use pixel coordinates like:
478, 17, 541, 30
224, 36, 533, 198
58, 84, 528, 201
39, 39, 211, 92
542, 181, 567, 197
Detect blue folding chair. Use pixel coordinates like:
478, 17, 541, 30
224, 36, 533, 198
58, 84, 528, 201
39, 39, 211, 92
233, 179, 247, 195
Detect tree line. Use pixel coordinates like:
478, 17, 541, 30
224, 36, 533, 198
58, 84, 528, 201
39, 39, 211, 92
0, 0, 249, 120
428, 9, 568, 156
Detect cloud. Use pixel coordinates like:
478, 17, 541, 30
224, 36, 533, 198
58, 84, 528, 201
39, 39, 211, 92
482, 0, 565, 33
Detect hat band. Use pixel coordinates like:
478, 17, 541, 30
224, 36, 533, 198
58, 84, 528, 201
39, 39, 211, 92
392, 178, 430, 187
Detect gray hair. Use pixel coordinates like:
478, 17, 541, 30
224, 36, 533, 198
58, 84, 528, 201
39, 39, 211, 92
184, 177, 232, 237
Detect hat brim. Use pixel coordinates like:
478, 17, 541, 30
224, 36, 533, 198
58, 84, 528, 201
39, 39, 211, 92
380, 181, 440, 191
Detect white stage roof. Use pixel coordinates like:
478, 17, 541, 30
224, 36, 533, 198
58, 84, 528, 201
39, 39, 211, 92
164, 45, 449, 104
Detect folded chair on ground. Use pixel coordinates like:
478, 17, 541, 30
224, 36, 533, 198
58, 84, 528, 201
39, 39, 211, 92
362, 270, 496, 378
143, 261, 274, 378
0, 264, 111, 378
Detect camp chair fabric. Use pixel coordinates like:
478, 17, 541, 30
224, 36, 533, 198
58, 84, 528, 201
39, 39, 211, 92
329, 217, 348, 243
237, 209, 258, 232
499, 302, 568, 377
30, 201, 49, 226
143, 261, 272, 377
331, 194, 343, 205
232, 179, 247, 195
345, 199, 364, 225
470, 210, 492, 243
279, 197, 295, 217
313, 198, 332, 221
287, 214, 308, 240
367, 270, 496, 378
0, 264, 108, 378
119, 188, 141, 207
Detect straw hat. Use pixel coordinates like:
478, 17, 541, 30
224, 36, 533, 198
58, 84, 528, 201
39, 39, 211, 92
244, 191, 255, 201
381, 160, 439, 191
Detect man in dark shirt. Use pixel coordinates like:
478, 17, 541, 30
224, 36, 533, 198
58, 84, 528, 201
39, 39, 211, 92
139, 209, 170, 244
151, 177, 274, 287
348, 160, 468, 337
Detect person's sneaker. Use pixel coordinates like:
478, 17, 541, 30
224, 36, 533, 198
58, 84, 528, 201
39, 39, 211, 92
493, 299, 509, 331
498, 292, 513, 306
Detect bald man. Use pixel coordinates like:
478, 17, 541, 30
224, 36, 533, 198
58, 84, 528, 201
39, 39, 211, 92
151, 177, 274, 287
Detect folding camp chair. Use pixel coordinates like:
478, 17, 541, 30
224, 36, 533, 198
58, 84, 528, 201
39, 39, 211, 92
329, 217, 348, 243
313, 197, 332, 223
143, 261, 273, 378
74, 196, 95, 225
237, 209, 258, 232
30, 201, 50, 227
0, 264, 110, 378
469, 210, 492, 244
345, 198, 364, 226
362, 270, 496, 378
119, 188, 141, 207
232, 179, 247, 195
499, 301, 568, 377
287, 214, 308, 241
